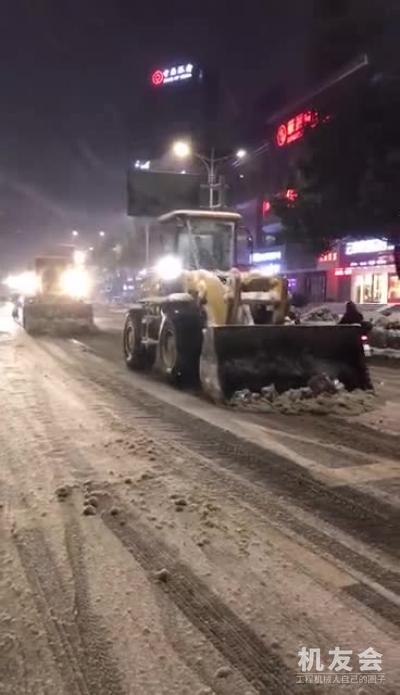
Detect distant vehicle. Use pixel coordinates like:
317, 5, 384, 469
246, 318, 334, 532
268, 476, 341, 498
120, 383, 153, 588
11, 253, 93, 334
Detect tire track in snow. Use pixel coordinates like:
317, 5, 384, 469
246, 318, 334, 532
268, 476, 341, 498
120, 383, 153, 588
33, 339, 400, 623
98, 493, 302, 695
48, 341, 400, 555
14, 525, 124, 695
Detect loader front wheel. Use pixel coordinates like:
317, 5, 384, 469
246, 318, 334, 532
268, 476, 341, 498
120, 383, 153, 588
23, 311, 35, 335
123, 313, 148, 370
158, 314, 202, 386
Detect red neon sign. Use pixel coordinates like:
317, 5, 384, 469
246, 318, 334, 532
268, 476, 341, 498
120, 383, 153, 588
335, 268, 352, 277
276, 110, 319, 147
319, 251, 337, 263
262, 200, 271, 216
286, 188, 298, 202
276, 124, 287, 148
151, 70, 164, 86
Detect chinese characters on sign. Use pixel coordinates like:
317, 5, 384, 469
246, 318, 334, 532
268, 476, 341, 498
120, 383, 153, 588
345, 239, 394, 255
296, 647, 384, 686
319, 251, 337, 263
262, 200, 271, 216
262, 189, 298, 216
276, 110, 319, 147
151, 63, 194, 87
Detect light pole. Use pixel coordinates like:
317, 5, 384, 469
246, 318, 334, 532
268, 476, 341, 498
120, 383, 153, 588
172, 141, 247, 208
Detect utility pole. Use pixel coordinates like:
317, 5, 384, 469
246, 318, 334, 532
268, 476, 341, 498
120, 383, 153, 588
208, 147, 215, 208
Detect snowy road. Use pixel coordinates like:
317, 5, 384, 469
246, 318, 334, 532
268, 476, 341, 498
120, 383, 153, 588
0, 302, 399, 694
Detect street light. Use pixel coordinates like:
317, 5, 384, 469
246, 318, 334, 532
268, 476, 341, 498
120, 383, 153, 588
72, 229, 79, 237
99, 230, 105, 237
173, 141, 191, 159
171, 140, 248, 208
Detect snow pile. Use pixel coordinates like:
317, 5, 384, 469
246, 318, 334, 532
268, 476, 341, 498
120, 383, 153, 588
370, 346, 400, 360
370, 313, 400, 351
27, 318, 97, 336
230, 374, 375, 416
302, 306, 339, 323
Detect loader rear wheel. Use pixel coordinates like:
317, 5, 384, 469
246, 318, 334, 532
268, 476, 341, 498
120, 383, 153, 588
123, 313, 148, 370
158, 314, 202, 386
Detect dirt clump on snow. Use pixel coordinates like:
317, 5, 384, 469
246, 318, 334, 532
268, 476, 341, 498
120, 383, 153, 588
55, 485, 73, 501
214, 665, 232, 679
154, 568, 170, 583
174, 497, 188, 511
85, 495, 99, 508
83, 504, 97, 516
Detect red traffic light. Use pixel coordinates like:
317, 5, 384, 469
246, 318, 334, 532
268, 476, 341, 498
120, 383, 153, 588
151, 70, 164, 87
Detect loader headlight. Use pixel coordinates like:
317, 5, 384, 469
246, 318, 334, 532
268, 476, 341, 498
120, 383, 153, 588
60, 268, 90, 298
73, 249, 86, 266
154, 255, 183, 281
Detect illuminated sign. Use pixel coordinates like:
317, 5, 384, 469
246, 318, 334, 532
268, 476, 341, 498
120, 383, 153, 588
286, 188, 298, 202
319, 251, 337, 263
263, 190, 297, 214
258, 263, 281, 276
134, 160, 151, 170
349, 258, 390, 268
276, 110, 319, 147
262, 200, 271, 216
335, 268, 352, 276
151, 63, 194, 87
252, 250, 282, 263
345, 239, 394, 256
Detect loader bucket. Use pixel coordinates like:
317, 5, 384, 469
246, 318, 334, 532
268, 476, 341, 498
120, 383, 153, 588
199, 324, 372, 402
23, 300, 94, 335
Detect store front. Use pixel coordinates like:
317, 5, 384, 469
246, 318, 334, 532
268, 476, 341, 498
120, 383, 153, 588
352, 267, 392, 304
338, 239, 399, 304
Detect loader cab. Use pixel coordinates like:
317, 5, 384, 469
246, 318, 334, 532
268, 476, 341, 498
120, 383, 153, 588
157, 209, 249, 271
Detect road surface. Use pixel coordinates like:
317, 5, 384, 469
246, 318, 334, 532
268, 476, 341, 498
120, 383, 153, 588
0, 302, 399, 694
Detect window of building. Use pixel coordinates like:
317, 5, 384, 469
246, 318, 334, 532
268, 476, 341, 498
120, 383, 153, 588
354, 272, 387, 304
388, 274, 400, 303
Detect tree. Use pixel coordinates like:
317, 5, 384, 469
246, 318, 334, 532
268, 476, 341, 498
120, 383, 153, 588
272, 76, 400, 276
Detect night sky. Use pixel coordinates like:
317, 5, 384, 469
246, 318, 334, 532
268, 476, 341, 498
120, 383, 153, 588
0, 1, 313, 270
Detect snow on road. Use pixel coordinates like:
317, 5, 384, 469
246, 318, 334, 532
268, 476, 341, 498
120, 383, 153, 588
0, 304, 399, 694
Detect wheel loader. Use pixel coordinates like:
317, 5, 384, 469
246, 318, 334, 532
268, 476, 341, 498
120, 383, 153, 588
123, 209, 371, 401
18, 254, 93, 334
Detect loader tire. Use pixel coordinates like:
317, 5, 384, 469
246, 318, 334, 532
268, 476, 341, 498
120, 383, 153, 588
123, 312, 148, 370
23, 311, 36, 335
158, 314, 202, 386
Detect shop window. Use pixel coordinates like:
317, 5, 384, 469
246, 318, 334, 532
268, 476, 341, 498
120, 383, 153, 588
354, 273, 387, 303
388, 274, 400, 303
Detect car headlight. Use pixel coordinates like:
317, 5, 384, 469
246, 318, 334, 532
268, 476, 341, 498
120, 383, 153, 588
60, 268, 90, 298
